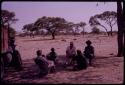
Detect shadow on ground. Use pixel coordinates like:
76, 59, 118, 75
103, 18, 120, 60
4, 55, 70, 80
3, 55, 123, 83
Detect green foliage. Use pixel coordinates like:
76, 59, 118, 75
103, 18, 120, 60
1, 9, 18, 39
89, 11, 117, 36
34, 16, 69, 39
22, 23, 35, 32
1, 10, 18, 26
9, 27, 16, 38
34, 16, 67, 32
22, 16, 86, 38
91, 27, 100, 34
79, 22, 86, 35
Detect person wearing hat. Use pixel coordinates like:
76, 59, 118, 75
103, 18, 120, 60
83, 40, 94, 66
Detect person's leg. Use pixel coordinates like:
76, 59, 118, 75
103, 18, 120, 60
39, 68, 48, 78
49, 66, 56, 73
65, 57, 70, 65
73, 65, 78, 71
89, 58, 92, 66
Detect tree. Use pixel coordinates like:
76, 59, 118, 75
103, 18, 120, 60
89, 11, 117, 36
91, 26, 100, 34
96, 2, 124, 57
65, 22, 74, 34
34, 16, 67, 39
89, 16, 109, 36
9, 27, 16, 38
1, 10, 18, 26
117, 2, 124, 57
96, 11, 117, 36
123, 21, 125, 57
73, 23, 80, 35
1, 10, 18, 38
79, 22, 86, 36
22, 23, 35, 37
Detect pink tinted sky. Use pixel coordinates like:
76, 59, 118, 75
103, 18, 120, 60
2, 2, 117, 32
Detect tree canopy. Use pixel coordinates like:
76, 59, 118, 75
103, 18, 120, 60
1, 10, 18, 26
89, 11, 117, 36
34, 16, 69, 39
1, 10, 18, 38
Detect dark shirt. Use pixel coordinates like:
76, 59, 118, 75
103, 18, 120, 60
47, 52, 57, 61
84, 46, 94, 54
73, 54, 87, 69
84, 46, 94, 58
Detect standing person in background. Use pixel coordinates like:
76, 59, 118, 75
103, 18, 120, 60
84, 40, 95, 66
66, 42, 76, 66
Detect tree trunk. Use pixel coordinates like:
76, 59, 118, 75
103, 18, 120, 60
52, 32, 55, 39
117, 2, 124, 57
123, 6, 125, 57
124, 31, 125, 57
82, 28, 85, 37
110, 25, 113, 36
100, 24, 109, 36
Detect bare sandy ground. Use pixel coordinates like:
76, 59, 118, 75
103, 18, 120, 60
15, 34, 118, 60
3, 34, 124, 84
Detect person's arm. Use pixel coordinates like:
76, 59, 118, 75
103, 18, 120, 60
72, 46, 76, 55
66, 46, 68, 53
66, 46, 69, 56
42, 57, 49, 65
84, 47, 87, 54
92, 47, 95, 57
46, 53, 50, 59
90, 46, 94, 57
91, 46, 94, 54
55, 52, 57, 58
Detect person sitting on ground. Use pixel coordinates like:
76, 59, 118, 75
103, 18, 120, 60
34, 50, 49, 77
84, 40, 94, 66
9, 39, 23, 71
72, 50, 88, 71
66, 42, 76, 66
46, 48, 57, 64
35, 50, 56, 76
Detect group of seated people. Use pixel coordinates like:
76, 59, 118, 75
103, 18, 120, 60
34, 40, 94, 78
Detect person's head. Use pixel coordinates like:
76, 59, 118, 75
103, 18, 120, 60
51, 48, 55, 52
77, 50, 82, 55
86, 40, 92, 46
70, 42, 74, 47
36, 50, 42, 56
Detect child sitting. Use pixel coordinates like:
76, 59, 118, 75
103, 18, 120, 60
46, 48, 57, 64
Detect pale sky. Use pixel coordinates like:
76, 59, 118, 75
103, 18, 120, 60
2, 2, 117, 32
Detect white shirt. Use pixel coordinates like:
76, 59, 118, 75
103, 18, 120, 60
66, 46, 76, 57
